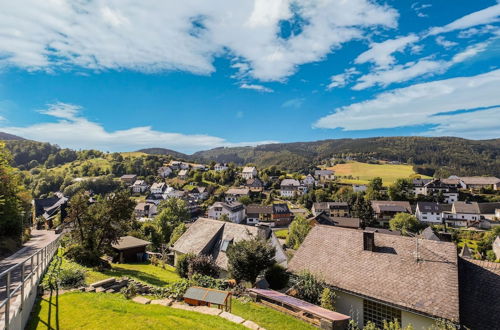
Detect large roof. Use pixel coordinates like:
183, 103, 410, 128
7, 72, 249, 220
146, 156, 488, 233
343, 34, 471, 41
459, 259, 500, 330
226, 187, 250, 195
371, 200, 412, 213
453, 201, 480, 214
459, 176, 500, 185
112, 236, 151, 250
242, 166, 256, 173
173, 218, 287, 270
246, 204, 272, 215
416, 202, 452, 213
288, 225, 460, 322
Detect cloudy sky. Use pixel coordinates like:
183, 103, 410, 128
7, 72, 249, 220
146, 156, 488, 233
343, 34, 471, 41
0, 0, 499, 153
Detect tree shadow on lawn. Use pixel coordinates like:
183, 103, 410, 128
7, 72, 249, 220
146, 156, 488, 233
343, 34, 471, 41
27, 288, 60, 330
99, 266, 169, 287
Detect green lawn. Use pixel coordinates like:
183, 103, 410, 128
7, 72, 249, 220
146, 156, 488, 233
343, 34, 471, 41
62, 258, 180, 287
232, 299, 314, 330
274, 229, 288, 240
49, 259, 313, 330
328, 161, 431, 186
27, 292, 244, 330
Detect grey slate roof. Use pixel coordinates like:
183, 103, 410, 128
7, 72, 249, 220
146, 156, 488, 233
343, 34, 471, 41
287, 225, 460, 322
112, 236, 151, 250
459, 258, 500, 330
453, 201, 480, 214
173, 218, 287, 270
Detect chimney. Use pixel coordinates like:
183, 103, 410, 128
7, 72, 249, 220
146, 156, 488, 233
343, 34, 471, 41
363, 231, 375, 251
256, 224, 271, 240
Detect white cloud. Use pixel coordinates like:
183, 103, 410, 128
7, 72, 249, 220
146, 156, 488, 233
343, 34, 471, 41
0, 0, 398, 82
424, 107, 500, 139
411, 3, 432, 18
458, 25, 498, 38
352, 41, 489, 89
428, 4, 500, 35
314, 69, 500, 139
326, 68, 360, 90
355, 34, 419, 68
240, 83, 273, 93
435, 36, 458, 48
0, 103, 277, 152
282, 98, 304, 108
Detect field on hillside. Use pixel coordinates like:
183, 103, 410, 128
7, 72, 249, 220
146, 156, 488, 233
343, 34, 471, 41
327, 161, 430, 185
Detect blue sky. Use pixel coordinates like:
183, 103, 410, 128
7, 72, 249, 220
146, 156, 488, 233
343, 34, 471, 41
0, 0, 499, 153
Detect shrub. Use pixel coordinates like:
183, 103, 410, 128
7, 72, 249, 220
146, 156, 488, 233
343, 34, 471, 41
42, 260, 85, 290
190, 273, 226, 290
293, 271, 324, 305
176, 253, 195, 278
320, 287, 336, 311
227, 238, 276, 283
486, 250, 497, 262
65, 245, 103, 268
188, 255, 220, 278
265, 264, 289, 290
121, 283, 138, 299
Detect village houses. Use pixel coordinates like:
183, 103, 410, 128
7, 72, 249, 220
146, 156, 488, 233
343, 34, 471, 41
241, 166, 257, 180
207, 201, 246, 223
224, 187, 250, 203
131, 180, 149, 193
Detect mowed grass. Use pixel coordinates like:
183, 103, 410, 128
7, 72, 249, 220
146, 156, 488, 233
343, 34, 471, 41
327, 161, 430, 185
62, 258, 180, 287
274, 229, 288, 240
27, 292, 245, 330
232, 299, 314, 330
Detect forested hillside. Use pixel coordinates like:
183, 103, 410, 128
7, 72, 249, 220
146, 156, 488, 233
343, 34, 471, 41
1, 133, 499, 177
189, 137, 500, 177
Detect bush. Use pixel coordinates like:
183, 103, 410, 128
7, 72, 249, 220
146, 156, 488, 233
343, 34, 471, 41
65, 245, 103, 268
176, 253, 195, 278
265, 264, 289, 290
320, 287, 336, 311
121, 283, 138, 299
486, 250, 497, 262
293, 271, 325, 305
188, 255, 220, 278
190, 273, 226, 290
42, 260, 85, 290
227, 238, 276, 283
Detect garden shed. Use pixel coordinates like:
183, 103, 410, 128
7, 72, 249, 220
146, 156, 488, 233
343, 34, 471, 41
183, 286, 232, 312
112, 236, 151, 263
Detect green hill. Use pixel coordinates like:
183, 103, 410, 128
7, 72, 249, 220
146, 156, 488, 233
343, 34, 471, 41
190, 137, 500, 177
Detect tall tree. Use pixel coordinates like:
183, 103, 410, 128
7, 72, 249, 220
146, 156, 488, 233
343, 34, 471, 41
0, 142, 30, 241
155, 197, 190, 243
351, 194, 375, 227
286, 216, 311, 249
66, 190, 135, 264
389, 213, 419, 236
388, 178, 414, 201
365, 177, 384, 201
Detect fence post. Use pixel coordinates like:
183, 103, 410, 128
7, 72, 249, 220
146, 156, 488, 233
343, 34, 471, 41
5, 270, 11, 329
21, 263, 25, 310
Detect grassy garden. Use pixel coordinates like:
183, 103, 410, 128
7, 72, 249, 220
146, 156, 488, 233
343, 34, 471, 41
61, 258, 180, 287
27, 292, 245, 330
30, 256, 315, 330
327, 161, 430, 185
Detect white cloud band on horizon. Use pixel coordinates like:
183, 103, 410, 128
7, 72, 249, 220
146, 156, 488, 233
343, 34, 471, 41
314, 69, 500, 139
0, 103, 277, 153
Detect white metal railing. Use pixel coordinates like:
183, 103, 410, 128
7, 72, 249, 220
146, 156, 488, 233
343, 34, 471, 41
0, 236, 60, 329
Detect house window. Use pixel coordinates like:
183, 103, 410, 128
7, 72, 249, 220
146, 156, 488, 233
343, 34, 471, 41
363, 299, 401, 328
